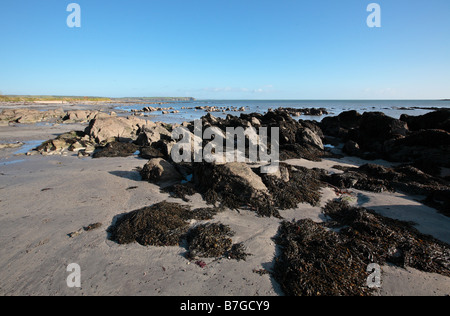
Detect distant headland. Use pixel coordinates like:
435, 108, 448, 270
0, 95, 196, 103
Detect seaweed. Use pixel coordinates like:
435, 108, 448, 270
259, 164, 326, 210
92, 141, 139, 158
186, 223, 250, 261
273, 200, 450, 296
107, 202, 192, 246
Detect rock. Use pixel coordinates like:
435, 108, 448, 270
251, 117, 261, 127
0, 142, 24, 149
35, 131, 85, 155
134, 124, 171, 147
424, 190, 450, 217
343, 140, 360, 156
151, 139, 176, 159
275, 107, 329, 117
64, 110, 95, 123
357, 112, 409, 149
0, 108, 65, 123
140, 158, 183, 184
320, 110, 362, 137
384, 129, 450, 168
198, 110, 328, 162
401, 109, 450, 132
85, 116, 147, 144
69, 141, 86, 151
63, 110, 110, 123
77, 150, 90, 158
297, 128, 324, 150
192, 162, 276, 216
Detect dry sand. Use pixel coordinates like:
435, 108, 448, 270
0, 114, 449, 296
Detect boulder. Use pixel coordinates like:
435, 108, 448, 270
85, 116, 147, 144
383, 129, 450, 168
357, 112, 409, 148
343, 140, 360, 156
140, 158, 183, 184
193, 162, 275, 216
134, 124, 172, 147
320, 110, 362, 137
296, 127, 324, 150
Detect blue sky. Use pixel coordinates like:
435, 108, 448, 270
0, 0, 449, 99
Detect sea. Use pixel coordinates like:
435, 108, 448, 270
115, 100, 450, 125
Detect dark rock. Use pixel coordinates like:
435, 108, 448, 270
384, 130, 450, 168
320, 110, 362, 138
400, 110, 450, 132
357, 112, 408, 149
343, 140, 360, 156
423, 190, 450, 217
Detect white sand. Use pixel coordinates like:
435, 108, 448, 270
0, 125, 449, 296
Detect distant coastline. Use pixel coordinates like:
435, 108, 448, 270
0, 95, 195, 103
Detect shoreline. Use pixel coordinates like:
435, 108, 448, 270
0, 103, 449, 296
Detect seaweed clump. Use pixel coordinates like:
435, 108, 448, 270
187, 162, 327, 218
108, 202, 249, 261
108, 202, 221, 247
273, 219, 370, 296
259, 164, 326, 210
92, 141, 139, 158
186, 223, 250, 261
273, 200, 450, 296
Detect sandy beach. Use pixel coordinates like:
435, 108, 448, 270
0, 102, 449, 296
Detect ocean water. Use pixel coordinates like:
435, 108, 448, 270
116, 100, 450, 124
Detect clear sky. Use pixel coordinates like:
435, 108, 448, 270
0, 0, 449, 99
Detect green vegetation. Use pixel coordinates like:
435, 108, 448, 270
0, 95, 195, 103
0, 95, 111, 102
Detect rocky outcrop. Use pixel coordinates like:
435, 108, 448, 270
33, 132, 95, 156
274, 107, 329, 117
0, 108, 65, 123
63, 110, 112, 123
162, 161, 325, 217
192, 162, 275, 216
85, 116, 147, 144
321, 110, 450, 173
400, 109, 450, 132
